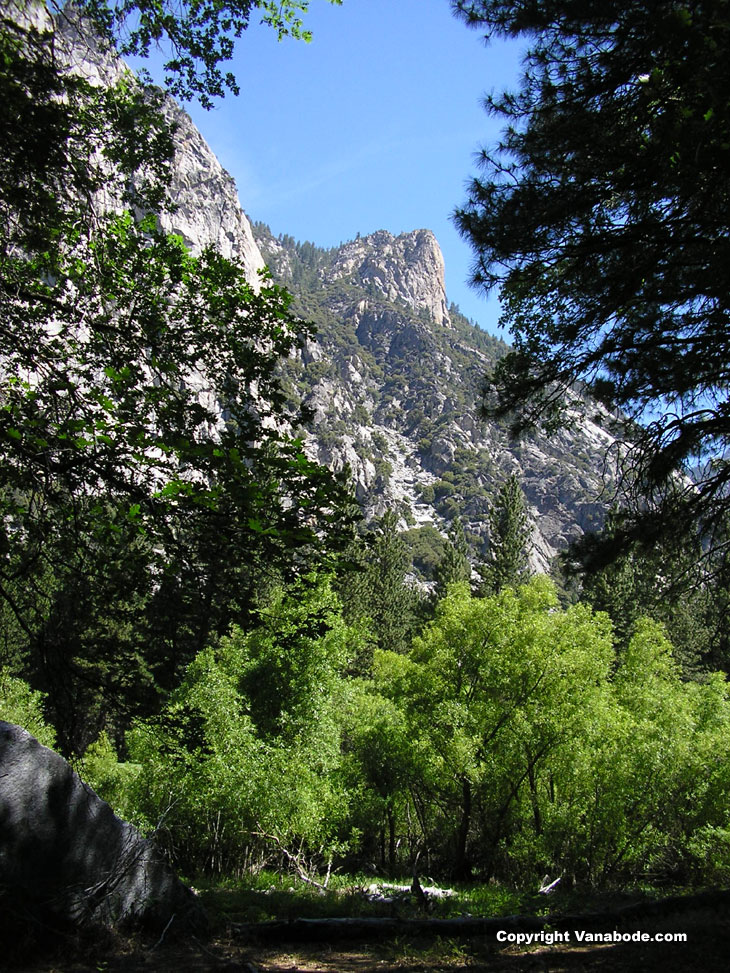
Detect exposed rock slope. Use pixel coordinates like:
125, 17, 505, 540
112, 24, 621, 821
325, 229, 450, 326
50, 5, 619, 576
54, 4, 267, 283
160, 103, 266, 281
255, 225, 619, 572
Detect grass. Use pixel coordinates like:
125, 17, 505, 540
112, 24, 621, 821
193, 868, 676, 928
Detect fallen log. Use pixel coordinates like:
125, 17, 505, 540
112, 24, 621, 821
231, 887, 730, 943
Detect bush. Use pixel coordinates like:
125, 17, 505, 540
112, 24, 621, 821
0, 669, 55, 748
76, 731, 142, 822
121, 577, 364, 874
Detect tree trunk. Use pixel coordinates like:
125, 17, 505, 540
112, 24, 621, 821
453, 776, 472, 880
387, 806, 396, 872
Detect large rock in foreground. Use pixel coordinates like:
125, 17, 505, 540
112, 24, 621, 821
0, 721, 205, 931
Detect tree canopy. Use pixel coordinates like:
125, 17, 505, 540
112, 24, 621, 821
68, 0, 342, 106
0, 2, 354, 751
453, 0, 730, 559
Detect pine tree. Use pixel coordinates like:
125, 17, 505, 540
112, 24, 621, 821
433, 518, 472, 601
478, 475, 531, 594
454, 0, 730, 560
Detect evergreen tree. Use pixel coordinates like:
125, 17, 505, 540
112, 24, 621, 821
575, 511, 730, 674
433, 517, 471, 601
339, 510, 421, 660
478, 474, 531, 594
453, 0, 730, 561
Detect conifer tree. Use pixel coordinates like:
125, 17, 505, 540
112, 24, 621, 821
433, 518, 472, 601
339, 510, 420, 659
453, 0, 730, 559
478, 474, 531, 594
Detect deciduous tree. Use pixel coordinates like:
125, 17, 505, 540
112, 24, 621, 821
120, 577, 358, 874
0, 2, 353, 752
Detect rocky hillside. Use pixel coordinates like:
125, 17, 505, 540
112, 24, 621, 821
253, 224, 618, 573
54, 4, 619, 576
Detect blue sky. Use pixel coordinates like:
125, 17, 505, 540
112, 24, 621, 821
164, 1, 523, 333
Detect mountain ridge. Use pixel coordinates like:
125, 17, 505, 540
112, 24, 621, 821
51, 2, 620, 577
252, 222, 619, 573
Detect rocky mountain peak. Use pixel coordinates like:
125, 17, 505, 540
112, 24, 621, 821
254, 222, 618, 576
46, 9, 617, 582
325, 228, 450, 326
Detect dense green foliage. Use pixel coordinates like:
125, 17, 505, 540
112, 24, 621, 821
67, 576, 730, 888
0, 669, 56, 748
572, 511, 730, 672
105, 577, 362, 874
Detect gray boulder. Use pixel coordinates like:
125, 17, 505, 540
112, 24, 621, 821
0, 721, 205, 931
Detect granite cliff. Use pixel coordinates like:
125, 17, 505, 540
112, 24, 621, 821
52, 4, 619, 576
254, 224, 618, 573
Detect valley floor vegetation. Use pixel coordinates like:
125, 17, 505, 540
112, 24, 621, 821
5, 572, 730, 893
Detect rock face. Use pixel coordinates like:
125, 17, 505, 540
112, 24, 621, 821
160, 102, 266, 282
255, 225, 619, 574
325, 229, 450, 327
52, 4, 267, 286
0, 721, 204, 931
46, 6, 620, 577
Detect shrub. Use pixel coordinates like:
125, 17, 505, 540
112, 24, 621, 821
0, 669, 55, 748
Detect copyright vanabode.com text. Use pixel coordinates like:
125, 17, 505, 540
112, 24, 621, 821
496, 929, 687, 945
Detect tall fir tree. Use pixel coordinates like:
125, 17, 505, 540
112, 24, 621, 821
478, 474, 531, 594
339, 510, 421, 661
433, 518, 472, 601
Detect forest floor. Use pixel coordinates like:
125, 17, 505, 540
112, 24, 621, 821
11, 882, 730, 972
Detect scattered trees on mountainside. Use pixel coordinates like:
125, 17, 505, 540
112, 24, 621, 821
453, 0, 730, 569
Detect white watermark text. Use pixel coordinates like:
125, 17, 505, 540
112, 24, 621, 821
496, 929, 687, 946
